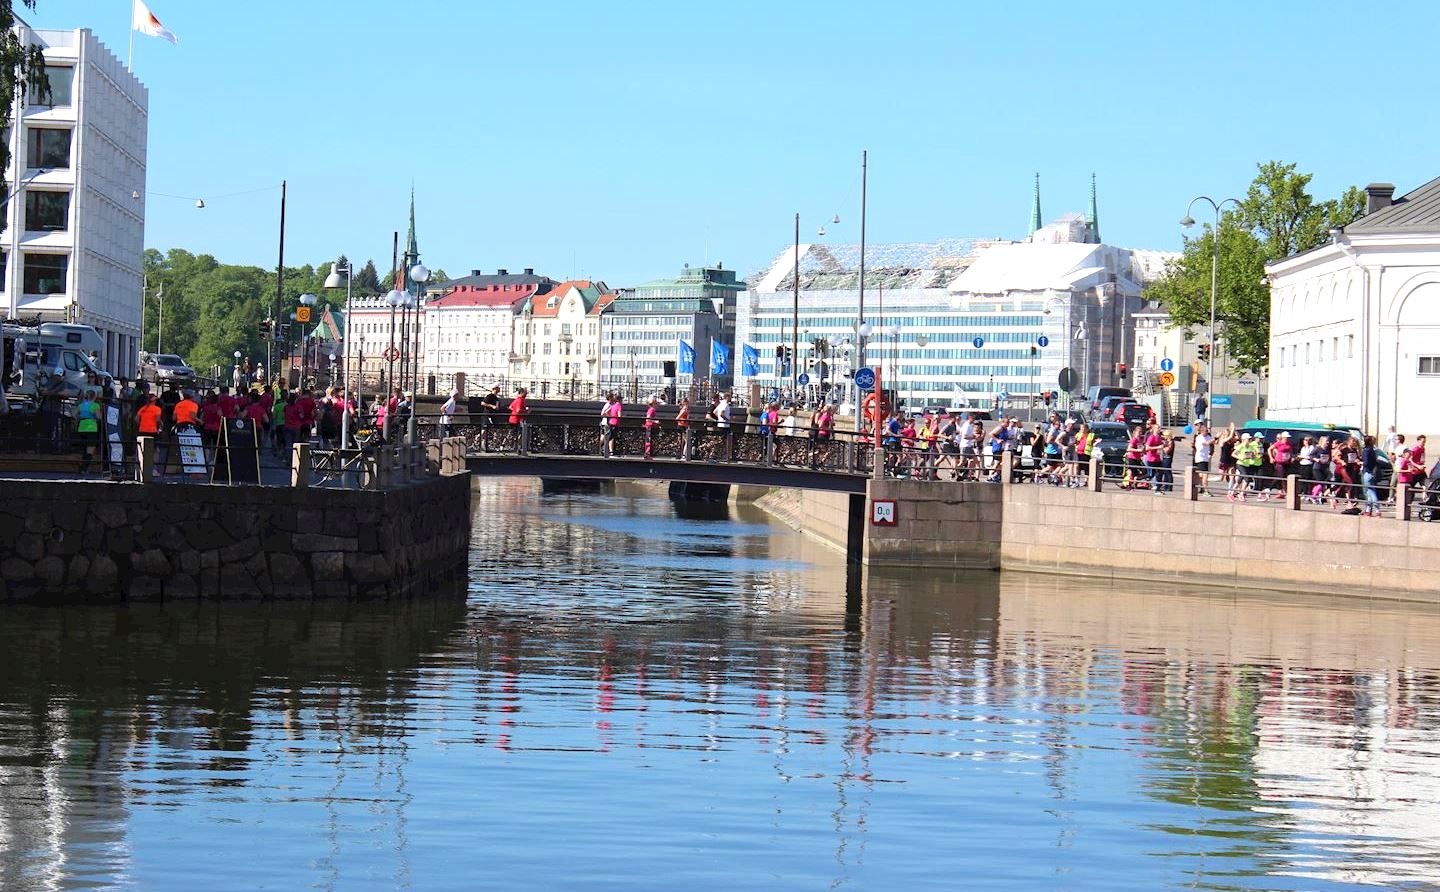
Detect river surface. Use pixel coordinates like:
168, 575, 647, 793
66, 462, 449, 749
3, 479, 1440, 890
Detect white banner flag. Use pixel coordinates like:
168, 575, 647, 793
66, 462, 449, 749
132, 0, 178, 44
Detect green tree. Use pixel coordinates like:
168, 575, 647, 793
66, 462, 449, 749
1, 1, 46, 200
355, 259, 382, 294
1147, 161, 1365, 373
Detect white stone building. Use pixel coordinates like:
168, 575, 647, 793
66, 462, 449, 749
422, 269, 556, 394
1265, 179, 1440, 437
509, 280, 613, 393
2, 22, 147, 378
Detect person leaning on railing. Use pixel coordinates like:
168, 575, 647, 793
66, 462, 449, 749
75, 389, 101, 473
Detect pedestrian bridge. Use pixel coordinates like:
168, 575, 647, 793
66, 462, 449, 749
452, 418, 872, 494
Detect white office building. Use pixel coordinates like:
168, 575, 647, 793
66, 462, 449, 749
2, 21, 147, 378
423, 269, 557, 394
736, 217, 1168, 411
1266, 178, 1440, 437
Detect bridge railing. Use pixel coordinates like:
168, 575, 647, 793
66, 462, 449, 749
441, 412, 872, 475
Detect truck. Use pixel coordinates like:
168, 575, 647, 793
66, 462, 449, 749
2, 322, 113, 408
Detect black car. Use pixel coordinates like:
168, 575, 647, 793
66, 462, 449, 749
1086, 422, 1132, 476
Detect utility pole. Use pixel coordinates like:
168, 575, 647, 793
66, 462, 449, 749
272, 179, 287, 378
792, 213, 800, 400
857, 150, 868, 370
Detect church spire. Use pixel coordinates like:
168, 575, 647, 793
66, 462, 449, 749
1028, 172, 1042, 238
404, 187, 419, 266
1086, 173, 1101, 244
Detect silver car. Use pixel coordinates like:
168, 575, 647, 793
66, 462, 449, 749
141, 352, 196, 382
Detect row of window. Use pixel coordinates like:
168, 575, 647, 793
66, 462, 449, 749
0, 251, 68, 294
1418, 356, 1440, 376
1277, 335, 1355, 368
749, 314, 1047, 330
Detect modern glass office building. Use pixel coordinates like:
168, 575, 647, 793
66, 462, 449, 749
736, 223, 1172, 411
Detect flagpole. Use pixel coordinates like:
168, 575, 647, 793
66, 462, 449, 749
128, 27, 134, 71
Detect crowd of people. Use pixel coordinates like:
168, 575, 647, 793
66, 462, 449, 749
62, 376, 426, 478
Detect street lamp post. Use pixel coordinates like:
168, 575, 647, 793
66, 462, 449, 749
298, 293, 317, 386
406, 263, 430, 444
383, 288, 404, 441
323, 260, 353, 445
1181, 196, 1241, 398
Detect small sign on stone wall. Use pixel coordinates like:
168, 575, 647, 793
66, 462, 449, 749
871, 499, 897, 526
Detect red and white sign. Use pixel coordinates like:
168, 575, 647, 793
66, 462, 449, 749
870, 499, 897, 526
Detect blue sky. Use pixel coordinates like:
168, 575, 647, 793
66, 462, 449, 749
27, 0, 1440, 285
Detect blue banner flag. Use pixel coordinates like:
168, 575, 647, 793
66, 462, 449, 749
711, 340, 731, 376
678, 340, 696, 374
741, 343, 760, 377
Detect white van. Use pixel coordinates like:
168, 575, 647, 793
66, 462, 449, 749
2, 322, 113, 401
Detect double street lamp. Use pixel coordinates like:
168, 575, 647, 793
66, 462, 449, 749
323, 259, 353, 446
1181, 196, 1241, 397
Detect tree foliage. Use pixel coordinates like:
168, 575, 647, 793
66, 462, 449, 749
1, 1, 46, 202
1147, 161, 1366, 374
141, 249, 358, 377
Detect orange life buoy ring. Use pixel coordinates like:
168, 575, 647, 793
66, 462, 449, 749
861, 391, 891, 423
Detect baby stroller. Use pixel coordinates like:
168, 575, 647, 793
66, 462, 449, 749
1418, 460, 1440, 522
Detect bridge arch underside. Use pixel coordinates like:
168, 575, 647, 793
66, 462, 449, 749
464, 455, 868, 494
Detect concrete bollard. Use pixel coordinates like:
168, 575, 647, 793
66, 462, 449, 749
291, 443, 312, 488
1284, 474, 1300, 510
1000, 451, 1014, 487
137, 436, 156, 482
426, 439, 441, 476
1396, 483, 1411, 521
1088, 454, 1103, 492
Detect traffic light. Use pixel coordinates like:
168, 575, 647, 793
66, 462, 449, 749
1115, 361, 1128, 378
1198, 343, 1211, 363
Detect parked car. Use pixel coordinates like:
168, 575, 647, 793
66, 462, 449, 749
1116, 402, 1156, 426
1086, 385, 1131, 406
1094, 395, 1133, 420
1240, 420, 1392, 494
1087, 421, 1132, 476
139, 352, 196, 383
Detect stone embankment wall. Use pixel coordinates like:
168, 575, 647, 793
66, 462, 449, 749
754, 488, 859, 554
0, 474, 471, 602
995, 483, 1440, 602
855, 478, 1440, 602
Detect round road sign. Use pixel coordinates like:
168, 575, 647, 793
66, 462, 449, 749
382, 346, 400, 363
972, 336, 985, 349
853, 366, 876, 389
797, 372, 811, 386
1160, 357, 1175, 372
1159, 371, 1177, 388
1036, 335, 1049, 348
1057, 367, 1078, 392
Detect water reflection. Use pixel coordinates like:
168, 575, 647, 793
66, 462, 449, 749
2, 479, 1439, 890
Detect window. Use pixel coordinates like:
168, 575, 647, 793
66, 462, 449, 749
23, 252, 67, 294
25, 190, 69, 232
1348, 335, 1355, 358
1420, 356, 1440, 376
0, 250, 5, 288
29, 65, 72, 107
1331, 337, 1338, 360
27, 128, 71, 169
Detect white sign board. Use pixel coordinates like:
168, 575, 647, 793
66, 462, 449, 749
870, 499, 897, 526
177, 428, 209, 476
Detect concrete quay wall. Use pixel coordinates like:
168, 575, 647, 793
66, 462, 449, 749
0, 474, 472, 603
755, 487, 858, 554
859, 479, 1440, 603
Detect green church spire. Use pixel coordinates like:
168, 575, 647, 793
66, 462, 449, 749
1028, 172, 1042, 237
1086, 173, 1100, 244
404, 187, 419, 267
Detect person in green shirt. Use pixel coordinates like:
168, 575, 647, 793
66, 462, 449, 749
1229, 433, 1264, 502
75, 390, 101, 473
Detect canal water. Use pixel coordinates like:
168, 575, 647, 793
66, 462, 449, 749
3, 479, 1440, 890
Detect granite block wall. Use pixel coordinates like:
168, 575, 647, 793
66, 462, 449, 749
0, 474, 472, 603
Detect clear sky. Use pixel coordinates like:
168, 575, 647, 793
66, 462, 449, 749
25, 0, 1440, 285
